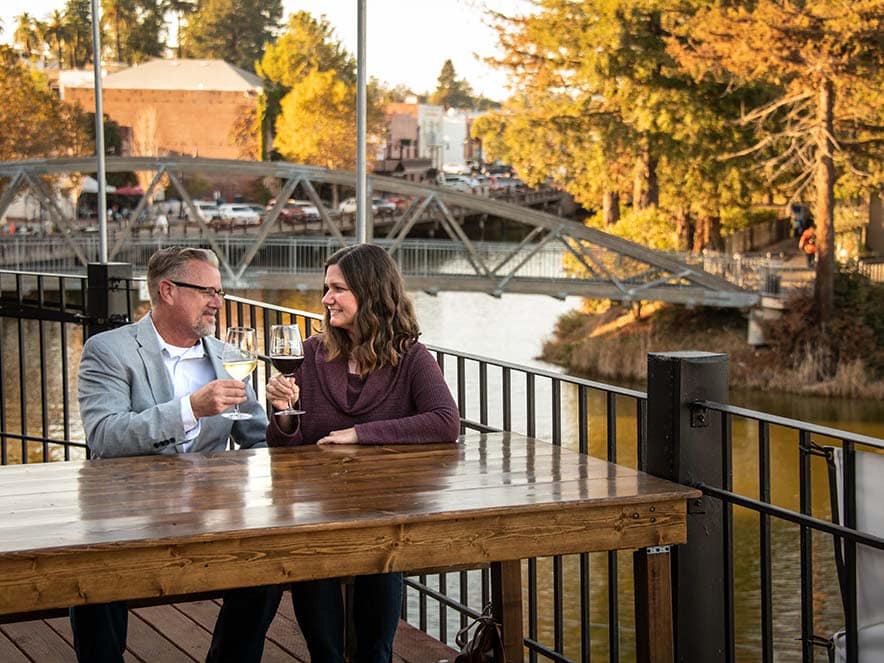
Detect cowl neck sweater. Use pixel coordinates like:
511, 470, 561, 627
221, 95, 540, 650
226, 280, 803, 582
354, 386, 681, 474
267, 335, 460, 446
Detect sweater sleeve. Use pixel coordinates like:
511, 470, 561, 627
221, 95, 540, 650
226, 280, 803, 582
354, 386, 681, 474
266, 411, 307, 447
354, 345, 460, 444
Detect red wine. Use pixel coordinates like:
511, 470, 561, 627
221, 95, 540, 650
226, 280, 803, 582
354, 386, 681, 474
270, 355, 304, 375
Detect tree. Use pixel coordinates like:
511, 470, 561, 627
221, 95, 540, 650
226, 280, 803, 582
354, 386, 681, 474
429, 59, 474, 109
0, 60, 88, 160
13, 13, 42, 61
43, 10, 69, 68
257, 10, 383, 166
474, 1, 764, 248
668, 0, 884, 323
63, 0, 93, 68
182, 0, 282, 71
166, 0, 197, 58
273, 69, 384, 170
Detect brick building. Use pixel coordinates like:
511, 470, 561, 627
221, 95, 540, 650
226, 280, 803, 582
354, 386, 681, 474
62, 59, 266, 160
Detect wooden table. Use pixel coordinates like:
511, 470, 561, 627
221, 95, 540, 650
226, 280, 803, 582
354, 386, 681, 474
0, 431, 699, 662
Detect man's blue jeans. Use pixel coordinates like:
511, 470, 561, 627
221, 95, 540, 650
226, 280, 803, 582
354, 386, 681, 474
291, 572, 404, 663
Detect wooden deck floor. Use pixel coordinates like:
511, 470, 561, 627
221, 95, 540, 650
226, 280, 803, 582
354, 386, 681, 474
0, 599, 458, 663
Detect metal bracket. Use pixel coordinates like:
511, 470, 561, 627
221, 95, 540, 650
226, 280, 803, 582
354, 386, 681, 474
646, 545, 671, 555
690, 404, 710, 428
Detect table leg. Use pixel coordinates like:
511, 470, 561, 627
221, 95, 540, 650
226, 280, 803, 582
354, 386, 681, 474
634, 545, 674, 663
491, 560, 523, 663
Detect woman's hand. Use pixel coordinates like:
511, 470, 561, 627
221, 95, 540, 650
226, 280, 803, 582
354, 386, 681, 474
317, 427, 358, 445
266, 372, 300, 412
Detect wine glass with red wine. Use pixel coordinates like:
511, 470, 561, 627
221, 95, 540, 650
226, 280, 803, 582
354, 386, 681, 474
269, 324, 306, 416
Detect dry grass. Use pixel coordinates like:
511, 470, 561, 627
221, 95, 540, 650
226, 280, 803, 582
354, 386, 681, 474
542, 303, 884, 399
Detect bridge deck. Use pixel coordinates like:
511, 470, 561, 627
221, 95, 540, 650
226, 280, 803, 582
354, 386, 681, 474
0, 598, 457, 663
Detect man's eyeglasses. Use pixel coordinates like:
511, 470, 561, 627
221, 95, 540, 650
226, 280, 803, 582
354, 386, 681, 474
169, 280, 226, 299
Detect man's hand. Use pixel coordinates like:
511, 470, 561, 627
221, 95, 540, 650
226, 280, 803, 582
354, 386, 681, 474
190, 379, 248, 419
317, 428, 358, 445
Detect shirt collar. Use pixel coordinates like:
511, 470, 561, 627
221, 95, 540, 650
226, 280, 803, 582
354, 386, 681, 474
147, 314, 206, 360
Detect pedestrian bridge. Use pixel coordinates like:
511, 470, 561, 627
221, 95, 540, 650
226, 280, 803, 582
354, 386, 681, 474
0, 156, 758, 307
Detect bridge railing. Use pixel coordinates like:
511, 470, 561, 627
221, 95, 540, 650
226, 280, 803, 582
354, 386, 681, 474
1, 267, 882, 662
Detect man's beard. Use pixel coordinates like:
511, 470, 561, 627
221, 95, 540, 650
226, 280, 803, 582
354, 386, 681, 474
193, 310, 217, 338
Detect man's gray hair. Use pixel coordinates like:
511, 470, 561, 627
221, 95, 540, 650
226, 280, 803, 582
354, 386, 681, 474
146, 247, 219, 306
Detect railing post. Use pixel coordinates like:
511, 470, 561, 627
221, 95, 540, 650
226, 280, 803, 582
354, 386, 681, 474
85, 262, 132, 339
645, 351, 729, 662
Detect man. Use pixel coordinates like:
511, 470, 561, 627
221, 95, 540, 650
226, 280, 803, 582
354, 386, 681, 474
73, 247, 282, 663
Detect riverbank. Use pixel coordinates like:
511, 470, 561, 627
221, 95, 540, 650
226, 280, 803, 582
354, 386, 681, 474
541, 275, 884, 399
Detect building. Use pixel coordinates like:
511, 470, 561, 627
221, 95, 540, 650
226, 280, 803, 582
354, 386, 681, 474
376, 101, 486, 180
62, 59, 266, 161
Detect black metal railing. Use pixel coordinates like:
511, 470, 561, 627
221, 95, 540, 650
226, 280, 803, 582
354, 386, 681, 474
690, 400, 884, 663
1, 267, 883, 662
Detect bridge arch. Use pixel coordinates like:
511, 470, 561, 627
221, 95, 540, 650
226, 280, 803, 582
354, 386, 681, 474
0, 157, 757, 307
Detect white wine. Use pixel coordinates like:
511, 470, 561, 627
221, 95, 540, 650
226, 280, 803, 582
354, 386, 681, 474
223, 359, 257, 381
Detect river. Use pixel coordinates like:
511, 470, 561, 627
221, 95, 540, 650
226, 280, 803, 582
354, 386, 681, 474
2, 286, 882, 661
270, 288, 884, 662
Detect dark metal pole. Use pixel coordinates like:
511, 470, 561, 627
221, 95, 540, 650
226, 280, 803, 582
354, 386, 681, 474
645, 351, 729, 662
355, 0, 369, 243
90, 0, 108, 263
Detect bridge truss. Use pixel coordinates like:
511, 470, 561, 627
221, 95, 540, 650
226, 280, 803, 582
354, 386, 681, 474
0, 157, 758, 307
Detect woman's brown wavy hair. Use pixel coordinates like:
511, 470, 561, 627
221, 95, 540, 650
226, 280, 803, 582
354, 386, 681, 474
320, 244, 420, 375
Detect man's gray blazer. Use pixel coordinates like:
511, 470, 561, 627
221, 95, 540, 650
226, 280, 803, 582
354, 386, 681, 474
78, 315, 268, 458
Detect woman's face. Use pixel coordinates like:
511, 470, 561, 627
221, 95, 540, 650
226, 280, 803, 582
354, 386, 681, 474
322, 264, 359, 335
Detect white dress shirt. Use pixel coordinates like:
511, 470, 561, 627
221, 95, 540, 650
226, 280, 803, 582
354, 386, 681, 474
148, 315, 216, 452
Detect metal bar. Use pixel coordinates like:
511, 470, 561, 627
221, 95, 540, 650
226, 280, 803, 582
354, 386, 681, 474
108, 166, 167, 260
528, 557, 537, 663
696, 484, 884, 550
479, 362, 488, 427
722, 411, 735, 663
580, 551, 591, 663
91, 0, 108, 263
606, 391, 618, 662
355, 0, 368, 243
526, 373, 535, 437
694, 400, 884, 449
457, 356, 466, 426
502, 367, 512, 431
758, 421, 773, 663
578, 385, 588, 455
798, 430, 814, 661
552, 379, 561, 447
17, 274, 27, 463
37, 280, 49, 462
843, 441, 857, 663
554, 555, 564, 653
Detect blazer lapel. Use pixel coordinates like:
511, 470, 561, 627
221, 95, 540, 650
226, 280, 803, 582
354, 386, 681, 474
134, 316, 174, 405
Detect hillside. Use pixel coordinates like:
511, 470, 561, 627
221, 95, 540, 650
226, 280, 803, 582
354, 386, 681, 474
541, 272, 884, 399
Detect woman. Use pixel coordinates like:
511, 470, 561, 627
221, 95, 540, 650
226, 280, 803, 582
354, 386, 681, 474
266, 243, 460, 663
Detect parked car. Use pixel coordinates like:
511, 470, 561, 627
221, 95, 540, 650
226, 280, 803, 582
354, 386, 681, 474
218, 203, 261, 224
338, 197, 396, 217
185, 200, 221, 222
441, 175, 480, 194
289, 200, 320, 221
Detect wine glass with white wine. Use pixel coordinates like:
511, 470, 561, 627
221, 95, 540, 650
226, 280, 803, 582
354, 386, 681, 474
269, 324, 306, 416
221, 327, 257, 420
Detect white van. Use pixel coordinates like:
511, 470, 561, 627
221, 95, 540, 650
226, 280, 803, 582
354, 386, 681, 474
219, 203, 261, 224
186, 200, 221, 222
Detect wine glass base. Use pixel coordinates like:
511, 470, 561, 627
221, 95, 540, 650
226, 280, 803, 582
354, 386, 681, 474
274, 409, 306, 416
221, 412, 254, 420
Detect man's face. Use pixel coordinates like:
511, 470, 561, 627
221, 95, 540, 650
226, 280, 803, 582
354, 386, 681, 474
167, 260, 224, 340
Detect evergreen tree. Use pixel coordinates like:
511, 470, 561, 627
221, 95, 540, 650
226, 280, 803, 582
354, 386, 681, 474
429, 59, 473, 109
182, 0, 282, 71
669, 0, 884, 322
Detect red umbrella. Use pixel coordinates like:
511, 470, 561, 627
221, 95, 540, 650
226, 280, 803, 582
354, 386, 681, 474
115, 185, 144, 196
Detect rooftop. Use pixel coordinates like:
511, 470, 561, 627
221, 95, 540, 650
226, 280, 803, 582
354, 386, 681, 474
63, 58, 265, 93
